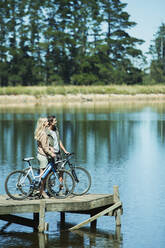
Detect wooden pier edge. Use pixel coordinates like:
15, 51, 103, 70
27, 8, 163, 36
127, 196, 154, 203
69, 185, 123, 231
69, 201, 122, 231
0, 185, 123, 233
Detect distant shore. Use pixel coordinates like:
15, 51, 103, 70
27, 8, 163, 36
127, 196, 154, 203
1, 85, 165, 107
1, 93, 165, 107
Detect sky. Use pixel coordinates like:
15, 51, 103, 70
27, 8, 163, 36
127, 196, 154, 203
123, 0, 165, 59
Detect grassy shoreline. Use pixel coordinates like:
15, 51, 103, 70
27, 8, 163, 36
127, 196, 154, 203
1, 85, 165, 96
1, 85, 165, 106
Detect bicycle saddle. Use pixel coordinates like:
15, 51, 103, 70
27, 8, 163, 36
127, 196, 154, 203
23, 157, 35, 162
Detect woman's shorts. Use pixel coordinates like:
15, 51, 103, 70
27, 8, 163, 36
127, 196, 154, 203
37, 153, 48, 169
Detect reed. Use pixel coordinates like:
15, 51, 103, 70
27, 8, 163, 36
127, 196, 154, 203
0, 85, 165, 96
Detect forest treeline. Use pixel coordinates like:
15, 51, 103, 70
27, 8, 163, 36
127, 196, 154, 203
0, 0, 164, 86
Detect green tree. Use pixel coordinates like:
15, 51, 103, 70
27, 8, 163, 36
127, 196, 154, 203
99, 0, 144, 84
26, 0, 46, 85
0, 0, 145, 86
149, 23, 165, 83
0, 0, 10, 86
71, 0, 144, 85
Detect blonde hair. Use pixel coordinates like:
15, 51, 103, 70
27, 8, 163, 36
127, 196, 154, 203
34, 118, 48, 141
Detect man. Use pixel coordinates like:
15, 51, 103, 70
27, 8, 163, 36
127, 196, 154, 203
46, 115, 70, 195
46, 115, 69, 161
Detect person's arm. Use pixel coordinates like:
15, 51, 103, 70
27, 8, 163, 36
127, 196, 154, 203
40, 133, 56, 158
60, 140, 69, 154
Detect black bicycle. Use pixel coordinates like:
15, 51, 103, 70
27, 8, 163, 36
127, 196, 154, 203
5, 157, 75, 200
56, 153, 91, 196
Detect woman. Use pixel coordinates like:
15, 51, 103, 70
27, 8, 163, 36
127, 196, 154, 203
34, 117, 56, 198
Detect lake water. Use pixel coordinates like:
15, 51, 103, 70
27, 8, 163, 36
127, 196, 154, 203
0, 102, 165, 248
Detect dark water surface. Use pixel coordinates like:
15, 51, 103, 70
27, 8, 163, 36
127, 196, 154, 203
1, 103, 165, 248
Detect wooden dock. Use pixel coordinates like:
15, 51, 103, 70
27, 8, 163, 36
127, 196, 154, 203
0, 186, 123, 233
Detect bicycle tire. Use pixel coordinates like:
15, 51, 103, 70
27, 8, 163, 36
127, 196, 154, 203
5, 170, 32, 200
71, 166, 91, 196
46, 169, 75, 199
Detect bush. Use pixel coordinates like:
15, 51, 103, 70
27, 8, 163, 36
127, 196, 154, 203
71, 73, 99, 85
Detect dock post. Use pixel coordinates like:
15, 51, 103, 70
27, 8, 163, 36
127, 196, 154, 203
115, 226, 121, 241
90, 213, 97, 231
113, 185, 120, 203
38, 201, 49, 233
113, 185, 122, 226
33, 212, 39, 231
38, 233, 48, 248
60, 212, 65, 223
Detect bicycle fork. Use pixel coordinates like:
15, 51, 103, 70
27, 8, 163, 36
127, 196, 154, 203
68, 161, 79, 183
71, 168, 79, 183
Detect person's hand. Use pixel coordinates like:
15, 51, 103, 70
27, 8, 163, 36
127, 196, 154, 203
64, 151, 70, 155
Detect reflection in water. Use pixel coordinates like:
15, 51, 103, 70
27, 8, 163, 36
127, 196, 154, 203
0, 120, 36, 165
71, 227, 122, 248
0, 231, 48, 248
0, 112, 138, 169
0, 227, 122, 248
1, 104, 165, 247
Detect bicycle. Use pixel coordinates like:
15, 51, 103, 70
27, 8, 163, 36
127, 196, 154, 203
23, 153, 91, 196
5, 157, 75, 200
56, 153, 91, 196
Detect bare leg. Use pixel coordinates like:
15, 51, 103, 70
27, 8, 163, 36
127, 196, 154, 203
40, 169, 48, 198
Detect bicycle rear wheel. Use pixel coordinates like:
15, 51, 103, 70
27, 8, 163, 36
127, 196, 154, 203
46, 169, 75, 199
5, 170, 32, 200
71, 166, 91, 196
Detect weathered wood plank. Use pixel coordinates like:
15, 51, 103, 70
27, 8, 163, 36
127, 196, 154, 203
69, 201, 122, 231
0, 194, 114, 214
38, 201, 49, 233
0, 191, 122, 232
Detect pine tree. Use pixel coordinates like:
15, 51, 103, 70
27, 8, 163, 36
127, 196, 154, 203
149, 23, 165, 83
99, 0, 144, 84
0, 0, 146, 86
0, 0, 9, 86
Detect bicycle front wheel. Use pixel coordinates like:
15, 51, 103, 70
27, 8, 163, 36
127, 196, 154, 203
71, 166, 91, 196
46, 169, 75, 199
5, 170, 32, 200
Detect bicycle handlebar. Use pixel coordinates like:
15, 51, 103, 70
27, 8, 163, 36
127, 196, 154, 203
53, 152, 74, 165
65, 152, 74, 159
65, 152, 74, 157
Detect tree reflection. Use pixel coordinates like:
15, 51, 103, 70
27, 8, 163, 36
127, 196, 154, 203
0, 112, 137, 170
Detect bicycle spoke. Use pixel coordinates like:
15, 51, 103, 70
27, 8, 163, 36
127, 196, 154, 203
46, 170, 75, 199
71, 167, 91, 195
5, 171, 32, 200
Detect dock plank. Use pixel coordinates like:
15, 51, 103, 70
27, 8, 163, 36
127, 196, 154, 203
0, 187, 122, 231
0, 194, 114, 214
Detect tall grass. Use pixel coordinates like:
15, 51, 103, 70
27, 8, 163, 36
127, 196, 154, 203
0, 85, 165, 95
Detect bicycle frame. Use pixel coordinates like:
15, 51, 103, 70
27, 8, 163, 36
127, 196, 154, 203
56, 154, 79, 183
21, 160, 61, 189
